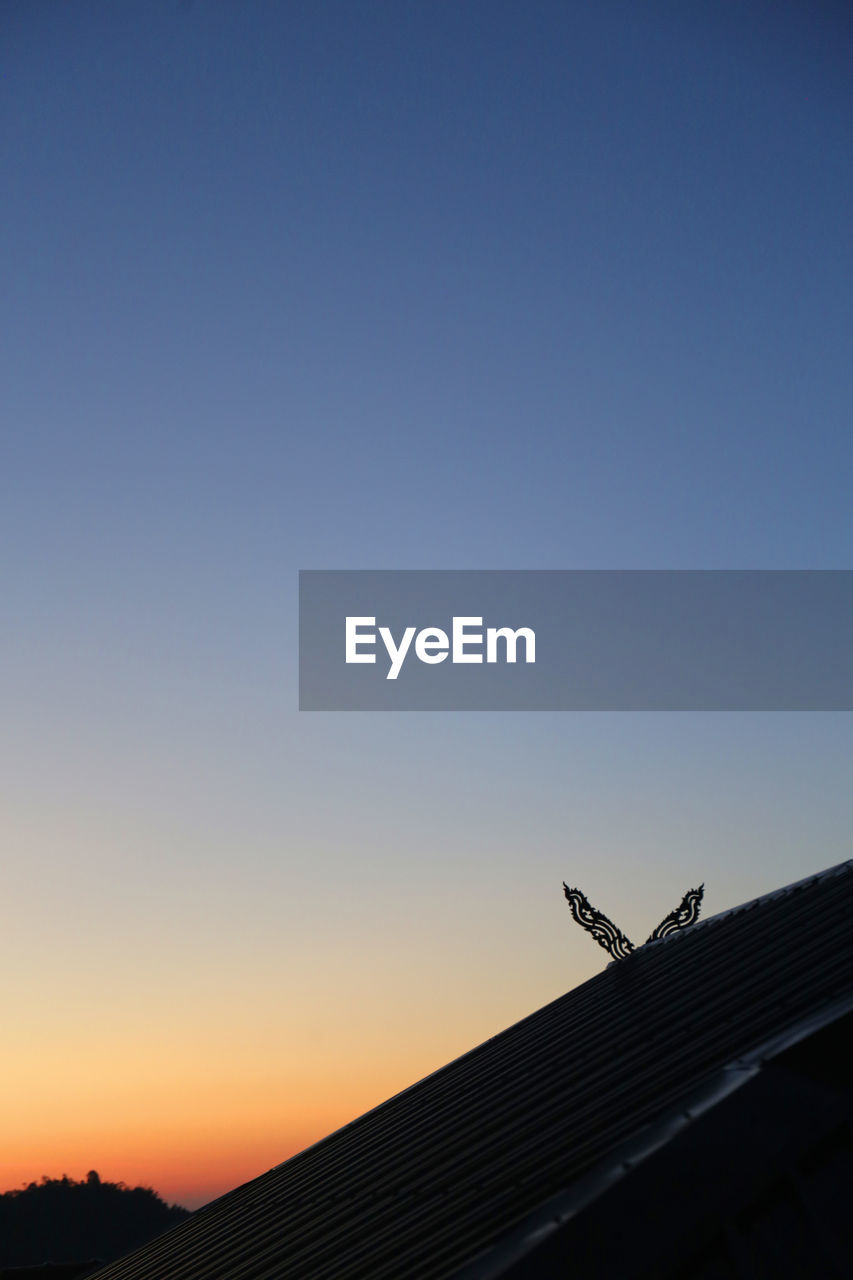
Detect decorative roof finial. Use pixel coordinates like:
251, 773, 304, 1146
562, 882, 704, 961
645, 884, 704, 942
562, 886, 635, 960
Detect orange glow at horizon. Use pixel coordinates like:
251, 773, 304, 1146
1, 945, 592, 1211
1, 1060, 431, 1210
0, 1040, 451, 1209
1, 1129, 327, 1212
2, 830, 603, 1212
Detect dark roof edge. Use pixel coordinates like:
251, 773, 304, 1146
635, 858, 853, 958
192, 993, 570, 1216
451, 988, 853, 1280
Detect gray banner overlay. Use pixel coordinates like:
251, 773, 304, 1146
299, 571, 853, 710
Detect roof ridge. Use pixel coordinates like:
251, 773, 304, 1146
636, 857, 853, 956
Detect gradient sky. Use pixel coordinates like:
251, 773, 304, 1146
2, 1, 852, 1210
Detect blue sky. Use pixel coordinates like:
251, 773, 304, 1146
2, 0, 852, 1205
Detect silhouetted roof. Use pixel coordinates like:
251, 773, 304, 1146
91, 861, 853, 1280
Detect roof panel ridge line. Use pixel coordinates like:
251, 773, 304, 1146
446, 1068, 758, 1280
635, 857, 853, 956
446, 988, 853, 1280
730, 988, 853, 1069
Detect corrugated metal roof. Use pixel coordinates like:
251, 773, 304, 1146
90, 861, 853, 1280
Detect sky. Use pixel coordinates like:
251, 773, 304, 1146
2, 0, 852, 1210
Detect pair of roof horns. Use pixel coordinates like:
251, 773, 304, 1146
563, 882, 704, 960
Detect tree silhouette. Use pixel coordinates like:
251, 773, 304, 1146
0, 1172, 190, 1272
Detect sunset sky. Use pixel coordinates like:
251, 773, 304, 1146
3, 1, 852, 1210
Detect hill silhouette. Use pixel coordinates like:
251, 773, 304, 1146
0, 1171, 190, 1275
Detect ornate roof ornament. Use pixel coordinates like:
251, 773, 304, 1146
645, 884, 704, 941
562, 886, 635, 960
562, 882, 704, 961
